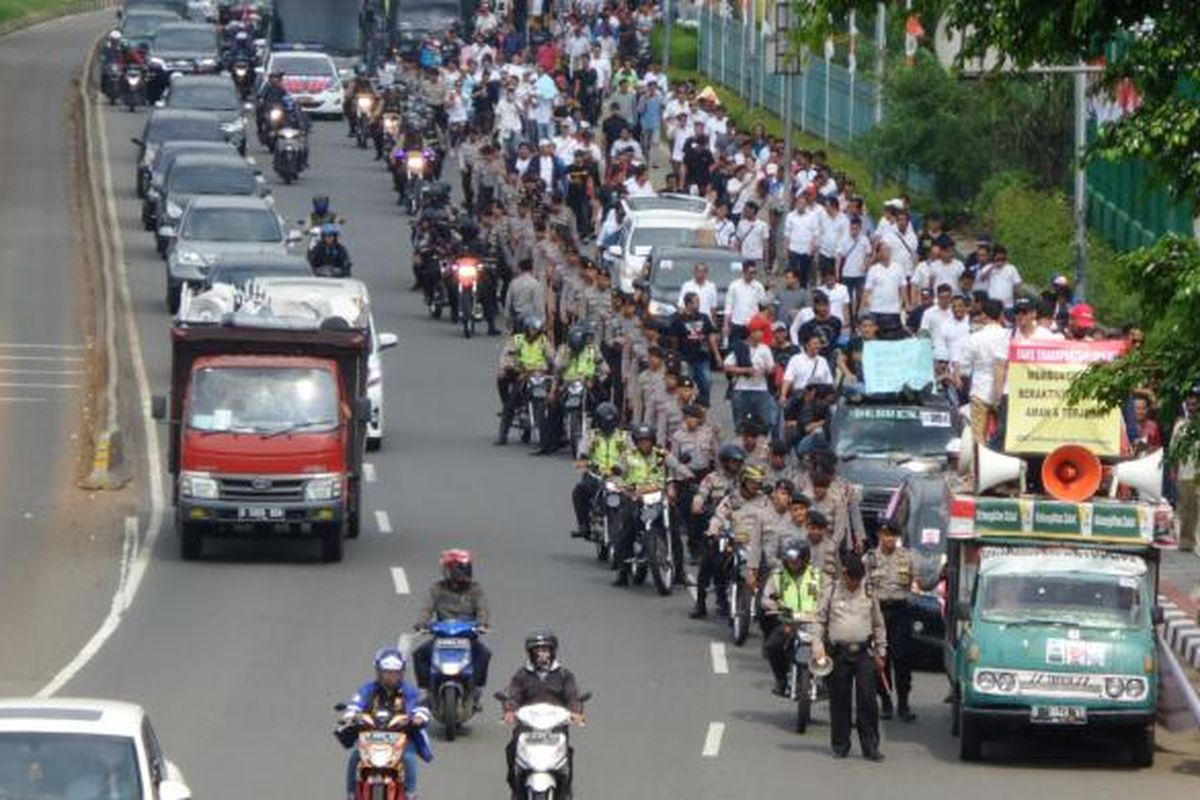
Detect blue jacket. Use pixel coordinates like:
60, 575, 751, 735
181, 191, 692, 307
347, 680, 434, 763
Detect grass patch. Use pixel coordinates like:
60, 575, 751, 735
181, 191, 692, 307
0, 0, 99, 30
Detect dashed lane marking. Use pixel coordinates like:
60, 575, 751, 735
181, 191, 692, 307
363, 462, 377, 483
391, 567, 410, 595
0, 368, 87, 375
0, 343, 88, 349
0, 382, 80, 389
0, 355, 86, 362
375, 510, 393, 534
710, 642, 729, 674
702, 722, 725, 757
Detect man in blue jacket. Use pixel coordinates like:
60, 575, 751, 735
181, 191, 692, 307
338, 648, 433, 800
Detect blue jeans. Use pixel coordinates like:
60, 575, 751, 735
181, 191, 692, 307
793, 429, 829, 458
732, 390, 777, 432
688, 359, 713, 407
346, 742, 419, 796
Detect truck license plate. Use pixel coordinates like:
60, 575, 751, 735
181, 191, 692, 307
1030, 705, 1086, 725
238, 506, 284, 521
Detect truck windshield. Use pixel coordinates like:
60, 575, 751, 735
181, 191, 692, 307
833, 405, 954, 458
978, 562, 1146, 629
188, 366, 338, 433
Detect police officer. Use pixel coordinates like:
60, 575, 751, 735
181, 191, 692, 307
537, 325, 607, 454
570, 402, 628, 540
866, 519, 917, 722
765, 439, 800, 486
804, 508, 840, 581
702, 465, 777, 606
308, 223, 353, 277
813, 553, 887, 761
761, 537, 823, 695
689, 444, 746, 616
495, 316, 554, 446
733, 414, 772, 470
612, 424, 691, 587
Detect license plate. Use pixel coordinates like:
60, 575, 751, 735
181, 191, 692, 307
434, 637, 471, 648
1030, 705, 1087, 725
523, 731, 561, 745
238, 506, 284, 520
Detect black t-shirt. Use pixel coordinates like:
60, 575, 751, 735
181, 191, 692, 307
669, 312, 714, 364
682, 138, 714, 184
796, 316, 842, 358
602, 114, 627, 146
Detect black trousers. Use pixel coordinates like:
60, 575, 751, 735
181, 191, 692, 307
878, 601, 913, 701
828, 645, 880, 756
762, 618, 792, 683
693, 535, 728, 607
412, 637, 492, 689
572, 472, 602, 531
612, 497, 638, 577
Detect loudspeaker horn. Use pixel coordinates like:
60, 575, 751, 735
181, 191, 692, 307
957, 424, 976, 478
1109, 448, 1164, 502
809, 654, 834, 679
977, 445, 1027, 495
1041, 444, 1103, 502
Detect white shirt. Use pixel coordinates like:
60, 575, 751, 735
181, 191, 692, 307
864, 262, 906, 314
880, 225, 919, 277
678, 278, 719, 318
724, 342, 774, 392
818, 282, 851, 324
784, 208, 818, 255
610, 138, 644, 162
919, 304, 954, 359
782, 351, 833, 393
929, 258, 964, 292
939, 314, 972, 368
965, 323, 1011, 403
816, 210, 848, 258
623, 177, 656, 197
982, 262, 1022, 307
670, 127, 691, 162
724, 278, 766, 326
838, 232, 871, 278
715, 218, 736, 248
736, 218, 770, 260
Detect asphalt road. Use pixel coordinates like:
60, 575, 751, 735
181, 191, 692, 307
13, 11, 1199, 798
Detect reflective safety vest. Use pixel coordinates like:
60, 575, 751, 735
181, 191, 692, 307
777, 566, 822, 617
588, 433, 626, 473
623, 448, 666, 488
563, 345, 601, 381
515, 334, 550, 371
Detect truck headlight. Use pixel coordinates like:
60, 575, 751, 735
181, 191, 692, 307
180, 470, 218, 499
1124, 677, 1146, 699
304, 474, 342, 501
975, 670, 996, 691
1104, 677, 1125, 699
994, 672, 1016, 693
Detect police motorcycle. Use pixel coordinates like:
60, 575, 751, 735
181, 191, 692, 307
585, 470, 622, 565
617, 478, 675, 596
123, 63, 148, 111
259, 102, 286, 150
415, 619, 485, 741
714, 520, 754, 646
787, 614, 831, 734
230, 57, 255, 100
274, 124, 305, 184
494, 690, 592, 800
449, 250, 486, 338
352, 87, 380, 150
334, 703, 419, 800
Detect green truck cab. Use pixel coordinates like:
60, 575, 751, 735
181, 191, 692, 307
945, 495, 1166, 766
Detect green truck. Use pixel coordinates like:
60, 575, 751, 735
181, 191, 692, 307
945, 494, 1168, 765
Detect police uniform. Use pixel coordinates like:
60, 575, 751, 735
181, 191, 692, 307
706, 490, 779, 588
814, 572, 888, 760
807, 530, 841, 581
571, 429, 630, 537
866, 543, 916, 719
633, 367, 667, 426
496, 333, 553, 444
761, 563, 823, 690
740, 437, 772, 470
612, 446, 691, 584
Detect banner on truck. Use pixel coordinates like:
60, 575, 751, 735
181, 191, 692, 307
1004, 340, 1127, 455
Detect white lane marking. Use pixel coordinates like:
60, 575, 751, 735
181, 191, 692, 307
37, 65, 165, 698
688, 584, 698, 602
710, 642, 729, 675
391, 567, 410, 595
363, 462, 376, 483
0, 368, 87, 375
375, 510, 393, 534
0, 382, 80, 389
0, 343, 88, 349
701, 722, 725, 757
0, 397, 46, 403
0, 355, 86, 362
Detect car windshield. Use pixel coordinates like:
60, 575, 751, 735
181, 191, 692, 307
182, 207, 279, 241
271, 54, 336, 77
651, 256, 743, 293
169, 83, 239, 110
170, 165, 256, 195
152, 27, 216, 51
188, 366, 338, 433
833, 405, 955, 458
0, 733, 142, 800
147, 118, 222, 144
979, 560, 1147, 629
123, 13, 175, 38
207, 264, 310, 286
630, 226, 715, 251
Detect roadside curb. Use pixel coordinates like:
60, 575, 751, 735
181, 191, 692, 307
0, 1, 114, 40
1159, 593, 1200, 671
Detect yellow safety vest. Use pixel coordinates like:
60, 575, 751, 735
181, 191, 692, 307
777, 566, 822, 616
563, 345, 600, 381
623, 448, 666, 488
589, 433, 625, 473
515, 335, 550, 371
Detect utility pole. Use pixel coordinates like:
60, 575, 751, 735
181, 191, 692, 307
874, 1, 885, 124
663, 0, 672, 69
1073, 70, 1089, 300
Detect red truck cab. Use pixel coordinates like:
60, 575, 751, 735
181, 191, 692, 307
154, 299, 370, 562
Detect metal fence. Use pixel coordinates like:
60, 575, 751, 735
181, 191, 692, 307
1086, 152, 1195, 251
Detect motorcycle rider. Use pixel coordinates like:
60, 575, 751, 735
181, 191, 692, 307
344, 64, 376, 137
611, 423, 692, 587
278, 96, 311, 169
501, 630, 585, 795
308, 195, 338, 228
689, 443, 747, 617
495, 316, 554, 446
336, 648, 433, 800
694, 465, 776, 614
411, 549, 492, 706
228, 29, 256, 64
570, 401, 628, 540
308, 223, 353, 277
255, 69, 287, 138
761, 537, 823, 696
535, 324, 607, 455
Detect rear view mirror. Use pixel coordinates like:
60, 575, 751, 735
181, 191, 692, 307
378, 332, 399, 350
158, 779, 190, 800
286, 229, 303, 245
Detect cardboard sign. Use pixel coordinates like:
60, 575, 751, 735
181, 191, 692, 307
862, 339, 934, 395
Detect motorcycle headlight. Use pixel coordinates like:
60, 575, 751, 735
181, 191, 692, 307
269, 108, 283, 122
304, 473, 342, 502
166, 200, 184, 219
179, 470, 219, 499
407, 154, 424, 171
366, 746, 393, 768
648, 299, 676, 317
357, 96, 373, 111
221, 117, 245, 133
440, 662, 463, 676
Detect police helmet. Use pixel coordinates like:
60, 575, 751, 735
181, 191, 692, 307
594, 402, 620, 433
740, 464, 766, 486
566, 326, 587, 353
320, 222, 339, 239
373, 647, 407, 673
781, 537, 811, 565
523, 316, 545, 335
718, 443, 747, 465
631, 423, 657, 443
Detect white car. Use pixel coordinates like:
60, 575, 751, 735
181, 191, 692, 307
0, 698, 191, 800
263, 47, 345, 117
603, 207, 718, 291
254, 276, 398, 448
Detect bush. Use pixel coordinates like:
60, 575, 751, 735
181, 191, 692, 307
652, 24, 699, 71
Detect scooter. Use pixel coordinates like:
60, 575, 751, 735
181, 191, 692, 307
496, 692, 592, 800
273, 127, 305, 184
122, 64, 147, 112
421, 619, 484, 741
334, 704, 414, 800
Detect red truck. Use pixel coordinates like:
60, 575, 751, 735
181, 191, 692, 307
153, 305, 370, 562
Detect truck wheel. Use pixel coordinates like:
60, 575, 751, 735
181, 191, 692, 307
166, 282, 180, 314
178, 520, 203, 561
1132, 724, 1155, 767
958, 705, 982, 762
319, 522, 344, 563
346, 507, 361, 540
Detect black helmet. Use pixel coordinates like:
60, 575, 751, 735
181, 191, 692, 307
718, 443, 747, 465
524, 316, 545, 335
594, 402, 619, 433
781, 537, 810, 566
631, 423, 656, 443
525, 629, 558, 670
566, 325, 587, 353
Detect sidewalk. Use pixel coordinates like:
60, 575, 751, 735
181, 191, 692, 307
1160, 547, 1200, 671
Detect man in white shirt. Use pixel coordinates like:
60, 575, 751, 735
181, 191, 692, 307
929, 234, 965, 291
838, 214, 871, 317
979, 244, 1022, 310
783, 193, 818, 286
723, 260, 766, 342
724, 315, 777, 431
815, 267, 851, 328
919, 283, 956, 360
879, 209, 920, 289
815, 194, 847, 275
678, 262, 719, 320
623, 167, 656, 197
962, 299, 1011, 445
780, 332, 834, 405
735, 202, 770, 264
938, 293, 973, 405
1012, 297, 1060, 342
861, 243, 907, 336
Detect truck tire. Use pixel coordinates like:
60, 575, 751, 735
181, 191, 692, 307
319, 522, 344, 563
1132, 724, 1155, 767
958, 705, 982, 762
178, 519, 203, 561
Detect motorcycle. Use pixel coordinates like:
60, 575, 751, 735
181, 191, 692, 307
718, 528, 754, 645
787, 619, 827, 734
334, 705, 414, 800
273, 127, 305, 184
420, 619, 484, 741
380, 112, 401, 157
231, 59, 255, 100
513, 372, 551, 446
102, 60, 123, 104
258, 103, 285, 150
620, 486, 674, 595
586, 471, 621, 564
496, 692, 592, 800
122, 64, 147, 112
561, 379, 589, 460
353, 93, 376, 149
451, 255, 483, 338
399, 149, 437, 215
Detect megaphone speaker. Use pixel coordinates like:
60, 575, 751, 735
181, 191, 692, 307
1042, 444, 1103, 502
957, 424, 976, 478
1109, 448, 1164, 502
977, 445, 1027, 494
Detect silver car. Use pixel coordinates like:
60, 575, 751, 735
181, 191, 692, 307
152, 152, 269, 254
163, 196, 301, 312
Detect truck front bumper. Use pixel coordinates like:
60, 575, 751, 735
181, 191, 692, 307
963, 705, 1155, 731
179, 499, 343, 534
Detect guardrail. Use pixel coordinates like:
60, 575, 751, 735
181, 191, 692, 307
1158, 632, 1200, 730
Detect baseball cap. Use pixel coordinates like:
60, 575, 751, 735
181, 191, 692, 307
1013, 297, 1035, 313
1052, 274, 1070, 288
807, 510, 829, 528
1070, 303, 1096, 327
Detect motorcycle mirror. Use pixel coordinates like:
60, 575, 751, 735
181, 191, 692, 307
158, 779, 190, 800
578, 692, 593, 703
131, 137, 144, 147
286, 229, 304, 245
492, 691, 507, 702
333, 702, 348, 712
378, 332, 399, 350
154, 99, 166, 108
